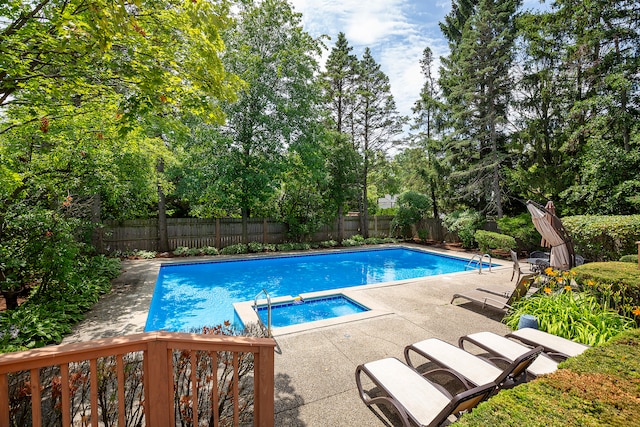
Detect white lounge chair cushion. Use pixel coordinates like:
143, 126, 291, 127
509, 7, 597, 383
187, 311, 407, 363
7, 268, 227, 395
363, 357, 450, 426
411, 338, 503, 386
509, 328, 590, 357
465, 332, 557, 376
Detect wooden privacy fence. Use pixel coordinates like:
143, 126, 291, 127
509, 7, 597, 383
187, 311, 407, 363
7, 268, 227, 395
0, 332, 276, 427
99, 216, 402, 253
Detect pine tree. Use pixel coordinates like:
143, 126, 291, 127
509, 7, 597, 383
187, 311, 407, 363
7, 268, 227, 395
440, 0, 521, 217
353, 48, 405, 236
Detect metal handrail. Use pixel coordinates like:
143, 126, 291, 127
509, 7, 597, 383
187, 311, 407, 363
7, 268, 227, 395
465, 253, 492, 274
254, 289, 273, 338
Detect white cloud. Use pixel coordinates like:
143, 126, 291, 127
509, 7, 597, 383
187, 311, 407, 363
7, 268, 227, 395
290, 0, 450, 131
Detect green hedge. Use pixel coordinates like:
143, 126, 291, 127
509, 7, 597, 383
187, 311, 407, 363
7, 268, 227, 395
573, 262, 640, 321
474, 230, 516, 256
562, 214, 640, 261
456, 328, 640, 426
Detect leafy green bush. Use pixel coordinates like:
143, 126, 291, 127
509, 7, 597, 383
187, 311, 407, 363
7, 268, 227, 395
562, 214, 640, 261
319, 240, 338, 248
620, 254, 638, 263
390, 191, 430, 237
474, 230, 516, 255
382, 237, 397, 244
173, 246, 189, 256
248, 242, 263, 253
351, 234, 365, 242
220, 244, 248, 255
275, 243, 295, 251
456, 329, 640, 427
200, 246, 219, 256
573, 262, 640, 321
442, 210, 483, 249
364, 237, 385, 245
341, 238, 363, 247
417, 229, 429, 242
504, 269, 636, 346
0, 256, 120, 353
263, 243, 276, 252
496, 213, 540, 252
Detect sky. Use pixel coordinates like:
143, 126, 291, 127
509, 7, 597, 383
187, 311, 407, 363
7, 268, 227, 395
289, 0, 548, 128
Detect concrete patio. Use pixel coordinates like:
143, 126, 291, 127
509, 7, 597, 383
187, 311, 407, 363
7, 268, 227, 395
63, 245, 516, 426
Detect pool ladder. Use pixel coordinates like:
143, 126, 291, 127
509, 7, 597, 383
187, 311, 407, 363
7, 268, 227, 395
466, 254, 492, 274
254, 289, 273, 338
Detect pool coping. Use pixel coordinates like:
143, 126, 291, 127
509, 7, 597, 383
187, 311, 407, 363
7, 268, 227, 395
151, 244, 506, 335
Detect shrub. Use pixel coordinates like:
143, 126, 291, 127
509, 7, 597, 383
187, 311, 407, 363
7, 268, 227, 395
562, 214, 640, 261
504, 268, 637, 345
473, 230, 516, 256
456, 329, 640, 427
220, 244, 248, 255
573, 262, 640, 321
382, 237, 397, 244
200, 246, 219, 256
275, 242, 295, 252
619, 254, 638, 263
390, 191, 430, 237
341, 238, 363, 247
364, 237, 385, 245
496, 213, 540, 252
173, 246, 189, 256
351, 234, 365, 242
417, 229, 429, 242
248, 241, 263, 253
319, 240, 338, 248
263, 243, 276, 252
442, 210, 483, 249
0, 255, 120, 353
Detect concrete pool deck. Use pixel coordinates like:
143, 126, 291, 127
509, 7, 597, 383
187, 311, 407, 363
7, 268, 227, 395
63, 244, 516, 426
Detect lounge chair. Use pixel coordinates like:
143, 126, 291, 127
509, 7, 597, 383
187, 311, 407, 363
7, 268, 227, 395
506, 328, 590, 360
459, 331, 558, 378
510, 250, 537, 282
355, 357, 495, 427
404, 338, 543, 389
450, 274, 537, 312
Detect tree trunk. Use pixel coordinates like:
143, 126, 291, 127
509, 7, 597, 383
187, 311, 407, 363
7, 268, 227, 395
2, 290, 19, 311
157, 158, 169, 252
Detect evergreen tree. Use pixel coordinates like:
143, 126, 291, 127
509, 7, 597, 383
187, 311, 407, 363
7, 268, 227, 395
410, 47, 447, 218
353, 48, 405, 236
440, 0, 521, 217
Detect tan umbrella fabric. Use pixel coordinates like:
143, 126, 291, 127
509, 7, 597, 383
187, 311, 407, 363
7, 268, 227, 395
527, 201, 571, 270
541, 201, 556, 248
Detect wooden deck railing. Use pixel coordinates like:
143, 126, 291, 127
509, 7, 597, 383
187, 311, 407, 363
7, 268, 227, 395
0, 332, 276, 427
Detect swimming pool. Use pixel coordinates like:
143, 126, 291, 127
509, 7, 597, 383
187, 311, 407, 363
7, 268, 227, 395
145, 247, 493, 332
256, 295, 369, 328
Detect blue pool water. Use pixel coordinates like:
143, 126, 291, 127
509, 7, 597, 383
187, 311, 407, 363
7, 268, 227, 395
145, 247, 491, 332
256, 295, 369, 328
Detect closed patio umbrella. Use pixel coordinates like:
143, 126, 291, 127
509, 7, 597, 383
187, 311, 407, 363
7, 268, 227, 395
541, 200, 556, 248
527, 200, 574, 270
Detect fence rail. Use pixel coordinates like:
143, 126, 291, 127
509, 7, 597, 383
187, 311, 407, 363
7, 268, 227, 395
0, 332, 276, 427
100, 216, 404, 253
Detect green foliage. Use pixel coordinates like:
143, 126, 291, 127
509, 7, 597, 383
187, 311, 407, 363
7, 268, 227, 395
505, 269, 636, 346
220, 244, 248, 255
391, 191, 430, 238
248, 242, 263, 253
0, 256, 119, 353
562, 215, 640, 261
473, 230, 516, 255
619, 254, 638, 263
442, 210, 483, 249
496, 213, 540, 252
456, 329, 640, 427
341, 238, 364, 247
573, 262, 640, 321
319, 240, 339, 248
364, 237, 385, 245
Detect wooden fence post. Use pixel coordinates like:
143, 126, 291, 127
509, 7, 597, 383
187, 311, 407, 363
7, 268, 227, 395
216, 218, 221, 249
144, 340, 172, 427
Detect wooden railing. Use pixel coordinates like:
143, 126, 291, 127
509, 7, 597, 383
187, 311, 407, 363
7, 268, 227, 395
0, 332, 276, 427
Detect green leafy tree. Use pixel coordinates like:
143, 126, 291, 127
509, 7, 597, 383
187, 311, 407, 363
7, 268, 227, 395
353, 48, 405, 237
391, 191, 431, 238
